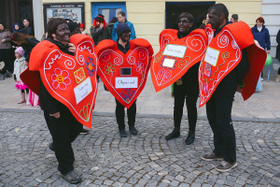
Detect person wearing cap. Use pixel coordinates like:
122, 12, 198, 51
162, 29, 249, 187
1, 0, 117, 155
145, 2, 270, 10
90, 14, 109, 46
115, 23, 138, 137
112, 11, 136, 42
79, 23, 87, 34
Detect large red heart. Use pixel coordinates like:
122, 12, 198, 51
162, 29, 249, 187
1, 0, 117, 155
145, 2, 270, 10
22, 34, 98, 128
96, 39, 153, 108
198, 22, 266, 107
150, 29, 207, 92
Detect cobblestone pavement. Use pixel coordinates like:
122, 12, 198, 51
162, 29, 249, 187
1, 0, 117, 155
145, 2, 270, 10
1, 111, 280, 186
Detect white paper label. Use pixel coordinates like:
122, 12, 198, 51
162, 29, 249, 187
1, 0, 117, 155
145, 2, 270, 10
115, 77, 138, 88
162, 58, 176, 68
163, 44, 187, 58
204, 47, 220, 66
74, 77, 92, 104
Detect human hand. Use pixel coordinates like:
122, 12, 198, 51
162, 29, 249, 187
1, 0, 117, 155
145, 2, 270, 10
1, 39, 5, 43
267, 50, 270, 54
68, 43, 76, 53
100, 23, 104, 29
24, 61, 28, 66
236, 85, 243, 93
50, 112, 60, 118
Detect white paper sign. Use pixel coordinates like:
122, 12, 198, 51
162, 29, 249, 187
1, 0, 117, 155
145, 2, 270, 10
162, 58, 176, 68
204, 47, 220, 66
115, 77, 138, 88
163, 44, 187, 58
74, 77, 92, 104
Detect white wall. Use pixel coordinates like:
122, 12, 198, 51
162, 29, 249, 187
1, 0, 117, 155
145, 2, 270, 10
32, 0, 43, 40
262, 0, 280, 57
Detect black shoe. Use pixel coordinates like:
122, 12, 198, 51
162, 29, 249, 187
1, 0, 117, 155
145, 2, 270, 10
165, 129, 180, 140
62, 170, 82, 184
185, 130, 195, 145
0, 74, 5, 80
80, 128, 89, 135
129, 126, 138, 135
49, 143, 54, 151
119, 129, 128, 137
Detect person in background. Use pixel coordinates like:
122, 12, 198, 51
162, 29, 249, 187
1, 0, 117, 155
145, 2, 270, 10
111, 11, 136, 41
108, 17, 118, 39
0, 23, 14, 79
13, 47, 28, 104
11, 32, 40, 106
90, 14, 109, 46
79, 23, 87, 34
276, 29, 280, 82
251, 17, 271, 79
12, 23, 22, 33
165, 13, 199, 145
230, 14, 238, 23
22, 18, 33, 36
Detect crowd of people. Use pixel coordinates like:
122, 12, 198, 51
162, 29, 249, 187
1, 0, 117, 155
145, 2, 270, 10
0, 3, 279, 184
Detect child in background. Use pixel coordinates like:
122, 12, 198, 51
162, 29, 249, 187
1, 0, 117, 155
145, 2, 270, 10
13, 47, 28, 104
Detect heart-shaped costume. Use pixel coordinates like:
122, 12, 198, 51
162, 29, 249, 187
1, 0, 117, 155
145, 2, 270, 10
150, 29, 207, 92
95, 39, 153, 109
199, 22, 267, 107
21, 34, 98, 128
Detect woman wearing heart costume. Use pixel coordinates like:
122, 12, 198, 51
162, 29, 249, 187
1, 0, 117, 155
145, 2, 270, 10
164, 13, 200, 145
199, 4, 266, 172
96, 23, 153, 137
23, 18, 85, 184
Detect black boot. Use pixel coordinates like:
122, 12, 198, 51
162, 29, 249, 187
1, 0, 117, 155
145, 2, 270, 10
129, 125, 138, 135
119, 129, 128, 137
165, 128, 180, 140
185, 130, 195, 145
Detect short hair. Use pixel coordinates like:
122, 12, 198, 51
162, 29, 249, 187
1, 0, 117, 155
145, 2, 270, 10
118, 11, 126, 17
178, 12, 194, 23
256, 17, 265, 24
208, 3, 229, 21
232, 14, 238, 20
47, 18, 67, 39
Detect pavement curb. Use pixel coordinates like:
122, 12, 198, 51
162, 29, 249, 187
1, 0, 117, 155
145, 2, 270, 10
1, 108, 280, 123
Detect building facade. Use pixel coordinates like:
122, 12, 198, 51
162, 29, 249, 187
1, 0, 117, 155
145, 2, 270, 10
21, 0, 280, 55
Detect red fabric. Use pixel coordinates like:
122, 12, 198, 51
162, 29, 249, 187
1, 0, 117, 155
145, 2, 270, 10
96, 39, 153, 108
21, 34, 99, 128
198, 21, 267, 107
150, 29, 207, 92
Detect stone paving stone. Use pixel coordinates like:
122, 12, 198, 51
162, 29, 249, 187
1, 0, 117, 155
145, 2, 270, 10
0, 112, 280, 186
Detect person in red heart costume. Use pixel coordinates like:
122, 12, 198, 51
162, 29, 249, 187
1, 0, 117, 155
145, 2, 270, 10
96, 23, 153, 137
24, 18, 86, 184
164, 12, 200, 145
199, 4, 266, 172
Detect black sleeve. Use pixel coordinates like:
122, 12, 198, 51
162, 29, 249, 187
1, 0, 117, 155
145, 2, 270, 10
38, 75, 61, 114
277, 30, 280, 44
235, 49, 249, 84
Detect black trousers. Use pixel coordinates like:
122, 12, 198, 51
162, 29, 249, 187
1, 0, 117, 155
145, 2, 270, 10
206, 83, 236, 163
115, 99, 136, 130
43, 105, 83, 174
173, 79, 199, 131
0, 49, 14, 73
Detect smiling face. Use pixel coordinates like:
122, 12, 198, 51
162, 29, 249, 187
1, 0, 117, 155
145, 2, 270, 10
120, 31, 131, 43
53, 23, 70, 43
177, 17, 193, 33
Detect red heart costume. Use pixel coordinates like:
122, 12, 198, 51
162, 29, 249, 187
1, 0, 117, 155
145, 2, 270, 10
199, 22, 267, 107
95, 39, 153, 108
21, 34, 98, 128
150, 29, 207, 92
